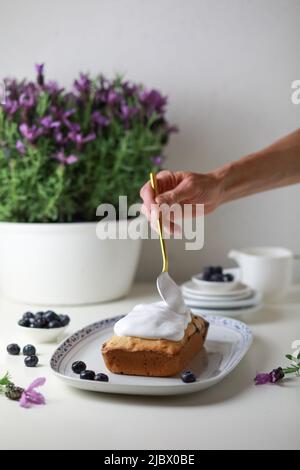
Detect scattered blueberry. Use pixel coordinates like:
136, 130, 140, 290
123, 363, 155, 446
80, 370, 96, 381
181, 371, 197, 383
72, 361, 87, 374
223, 273, 234, 282
23, 345, 36, 357
24, 355, 39, 368
95, 373, 109, 382
7, 344, 21, 356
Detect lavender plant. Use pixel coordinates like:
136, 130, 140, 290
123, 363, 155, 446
0, 65, 176, 222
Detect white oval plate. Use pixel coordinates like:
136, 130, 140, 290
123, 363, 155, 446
182, 289, 253, 302
50, 314, 253, 396
189, 304, 262, 317
183, 290, 263, 309
182, 280, 252, 299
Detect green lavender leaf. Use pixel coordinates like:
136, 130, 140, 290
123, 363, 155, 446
0, 372, 13, 393
283, 367, 299, 374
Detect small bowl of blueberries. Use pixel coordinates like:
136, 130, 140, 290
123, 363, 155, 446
192, 266, 239, 293
18, 310, 70, 343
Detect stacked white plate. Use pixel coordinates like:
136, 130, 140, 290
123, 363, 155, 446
182, 268, 263, 317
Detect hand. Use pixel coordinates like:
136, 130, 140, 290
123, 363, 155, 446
140, 170, 224, 231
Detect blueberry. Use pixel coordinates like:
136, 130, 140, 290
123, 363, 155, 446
24, 355, 39, 368
223, 273, 234, 282
35, 311, 44, 319
23, 345, 36, 357
95, 373, 109, 382
80, 370, 96, 381
48, 320, 62, 329
210, 273, 224, 282
59, 314, 70, 327
72, 361, 86, 374
181, 371, 196, 383
33, 318, 47, 329
22, 311, 34, 321
7, 344, 21, 356
44, 311, 59, 323
203, 266, 215, 279
18, 319, 30, 328
213, 266, 223, 275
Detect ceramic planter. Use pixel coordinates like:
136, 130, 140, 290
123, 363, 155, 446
0, 218, 143, 305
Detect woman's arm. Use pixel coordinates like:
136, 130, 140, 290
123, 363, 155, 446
140, 128, 300, 220
218, 128, 300, 203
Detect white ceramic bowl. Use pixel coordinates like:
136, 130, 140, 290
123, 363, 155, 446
0, 218, 145, 305
17, 324, 68, 344
192, 274, 239, 293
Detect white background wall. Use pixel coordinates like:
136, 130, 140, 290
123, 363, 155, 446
1, 0, 300, 282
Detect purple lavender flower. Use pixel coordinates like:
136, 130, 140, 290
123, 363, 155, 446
44, 80, 60, 94
16, 140, 25, 155
122, 81, 138, 97
254, 367, 285, 385
270, 367, 285, 383
54, 131, 64, 144
65, 121, 81, 133
68, 131, 96, 145
74, 73, 91, 94
120, 104, 138, 121
19, 123, 43, 142
92, 111, 110, 127
35, 63, 45, 86
254, 373, 272, 385
35, 64, 44, 76
54, 150, 78, 165
107, 89, 119, 105
140, 89, 167, 114
40, 115, 61, 129
151, 155, 163, 166
19, 377, 46, 409
3, 99, 18, 115
19, 91, 35, 109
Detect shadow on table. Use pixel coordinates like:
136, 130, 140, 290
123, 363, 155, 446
70, 334, 273, 408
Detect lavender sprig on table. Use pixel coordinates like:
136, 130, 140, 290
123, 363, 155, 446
0, 371, 46, 407
255, 352, 300, 385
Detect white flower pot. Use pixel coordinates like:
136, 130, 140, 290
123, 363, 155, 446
0, 218, 143, 305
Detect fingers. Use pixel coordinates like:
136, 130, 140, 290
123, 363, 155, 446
155, 178, 192, 205
140, 170, 175, 219
140, 181, 155, 220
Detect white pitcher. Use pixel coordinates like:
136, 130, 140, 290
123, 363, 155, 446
228, 247, 296, 300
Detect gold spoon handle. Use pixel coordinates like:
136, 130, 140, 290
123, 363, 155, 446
150, 172, 169, 273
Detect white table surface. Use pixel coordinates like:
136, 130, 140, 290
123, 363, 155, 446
0, 283, 299, 450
